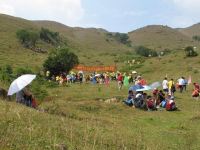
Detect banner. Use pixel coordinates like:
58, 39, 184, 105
73, 65, 116, 72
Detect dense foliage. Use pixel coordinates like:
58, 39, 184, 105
107, 32, 131, 46
193, 35, 200, 41
0, 65, 14, 83
16, 29, 39, 48
16, 28, 62, 49
185, 46, 198, 57
40, 28, 61, 45
43, 48, 79, 75
135, 46, 158, 57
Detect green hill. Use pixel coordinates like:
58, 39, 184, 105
128, 25, 199, 50
0, 14, 130, 69
178, 23, 200, 38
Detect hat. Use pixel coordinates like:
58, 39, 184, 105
132, 71, 137, 74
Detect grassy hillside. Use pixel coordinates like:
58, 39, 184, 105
0, 14, 50, 70
178, 23, 200, 38
128, 25, 199, 51
34, 21, 132, 66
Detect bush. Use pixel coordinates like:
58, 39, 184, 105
31, 81, 48, 101
43, 48, 79, 75
106, 32, 131, 46
0, 65, 14, 83
185, 46, 198, 57
15, 67, 33, 77
40, 28, 61, 45
16, 29, 39, 48
193, 35, 200, 41
135, 46, 158, 57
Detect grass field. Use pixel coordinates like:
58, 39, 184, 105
1, 80, 200, 150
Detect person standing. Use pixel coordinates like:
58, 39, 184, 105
162, 77, 168, 94
178, 77, 185, 93
168, 79, 175, 96
183, 77, 187, 91
117, 73, 123, 90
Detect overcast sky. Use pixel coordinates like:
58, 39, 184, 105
0, 0, 200, 32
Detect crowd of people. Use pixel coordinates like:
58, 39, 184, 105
45, 70, 144, 87
13, 69, 200, 111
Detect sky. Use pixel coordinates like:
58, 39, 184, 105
0, 0, 200, 33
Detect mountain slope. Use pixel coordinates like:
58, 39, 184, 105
0, 14, 48, 69
34, 20, 132, 65
128, 25, 198, 50
178, 23, 200, 38
0, 14, 131, 67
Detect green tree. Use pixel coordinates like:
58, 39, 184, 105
16, 29, 39, 48
185, 46, 198, 57
40, 28, 61, 45
106, 32, 131, 46
193, 35, 200, 41
43, 48, 79, 75
135, 46, 158, 57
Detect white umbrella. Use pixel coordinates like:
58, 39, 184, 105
8, 74, 36, 96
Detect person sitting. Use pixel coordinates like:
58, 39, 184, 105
146, 96, 157, 111
16, 90, 25, 104
134, 91, 144, 108
192, 83, 200, 99
23, 87, 33, 107
123, 90, 135, 107
158, 90, 165, 103
166, 99, 177, 111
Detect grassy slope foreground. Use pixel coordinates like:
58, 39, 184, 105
1, 83, 200, 150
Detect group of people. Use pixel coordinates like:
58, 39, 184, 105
123, 87, 177, 111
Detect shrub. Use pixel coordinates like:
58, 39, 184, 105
193, 35, 200, 41
185, 46, 198, 57
16, 29, 39, 48
135, 46, 158, 57
15, 67, 33, 77
31, 81, 48, 101
43, 48, 79, 75
40, 28, 61, 45
106, 32, 131, 46
0, 65, 13, 83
